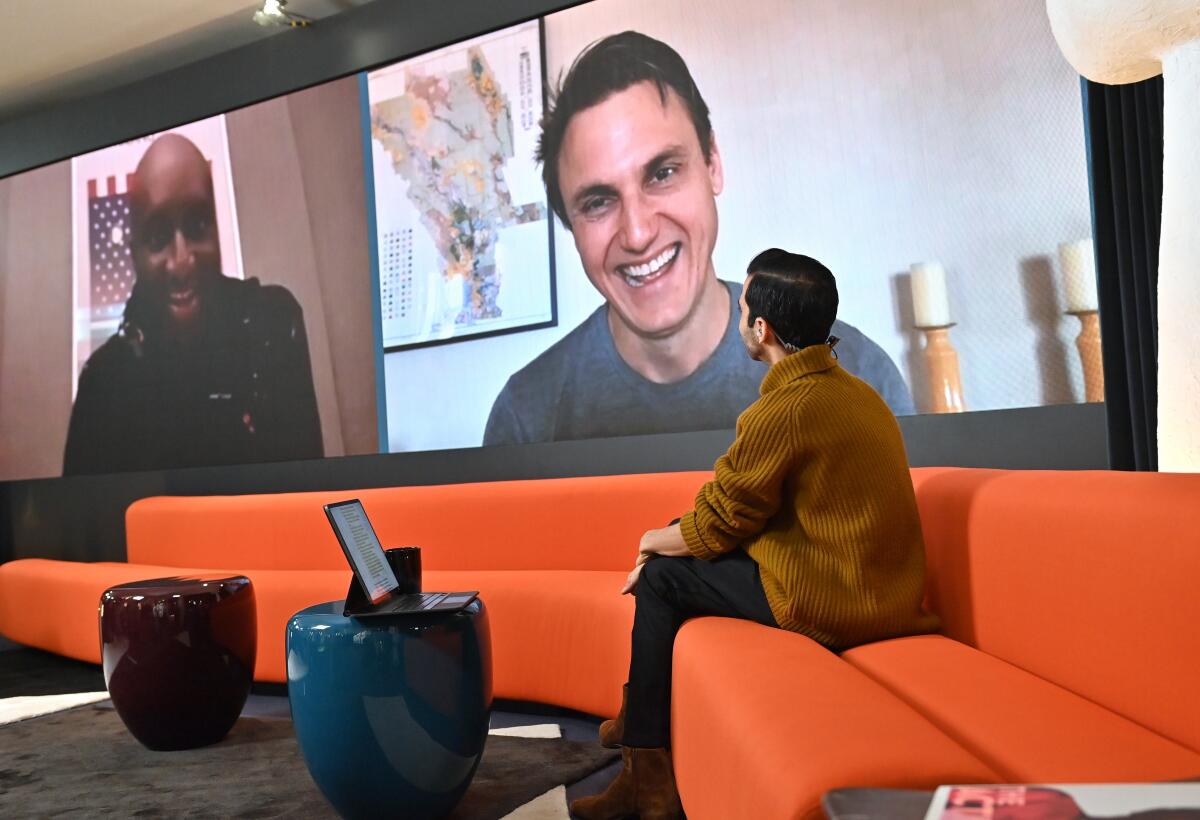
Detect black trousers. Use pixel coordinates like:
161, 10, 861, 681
622, 548, 777, 748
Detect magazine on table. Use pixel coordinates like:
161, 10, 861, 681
923, 784, 1200, 819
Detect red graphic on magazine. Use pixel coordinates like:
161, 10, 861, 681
939, 786, 1200, 820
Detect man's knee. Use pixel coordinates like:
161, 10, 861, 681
640, 556, 688, 597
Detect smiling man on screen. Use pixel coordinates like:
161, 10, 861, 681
63, 134, 322, 475
483, 31, 913, 447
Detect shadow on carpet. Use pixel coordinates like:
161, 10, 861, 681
0, 649, 106, 698
0, 705, 618, 819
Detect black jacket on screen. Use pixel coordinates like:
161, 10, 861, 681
62, 275, 323, 476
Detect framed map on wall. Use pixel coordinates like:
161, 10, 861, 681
365, 18, 556, 351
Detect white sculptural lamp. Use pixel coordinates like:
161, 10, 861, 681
1046, 0, 1200, 470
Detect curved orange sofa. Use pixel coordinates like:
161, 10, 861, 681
2, 467, 1199, 819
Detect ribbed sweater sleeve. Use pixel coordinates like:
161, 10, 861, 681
681, 388, 804, 560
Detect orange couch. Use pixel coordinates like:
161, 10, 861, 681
2, 467, 1199, 819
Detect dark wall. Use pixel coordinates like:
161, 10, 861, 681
0, 0, 1110, 567
1, 403, 1108, 566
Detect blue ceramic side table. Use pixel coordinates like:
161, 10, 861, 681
286, 599, 492, 820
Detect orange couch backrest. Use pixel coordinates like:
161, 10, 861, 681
911, 466, 1200, 753
126, 471, 713, 572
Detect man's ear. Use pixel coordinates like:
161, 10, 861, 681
707, 132, 724, 197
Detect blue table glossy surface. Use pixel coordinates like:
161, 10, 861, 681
287, 599, 492, 820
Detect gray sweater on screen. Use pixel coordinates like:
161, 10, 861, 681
483, 280, 914, 446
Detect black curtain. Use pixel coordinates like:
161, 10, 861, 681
1083, 76, 1163, 471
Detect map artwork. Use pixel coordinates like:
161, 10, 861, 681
367, 20, 554, 349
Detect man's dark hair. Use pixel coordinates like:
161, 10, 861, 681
745, 249, 839, 350
537, 31, 714, 228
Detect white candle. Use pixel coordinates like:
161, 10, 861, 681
910, 262, 951, 327
1058, 238, 1099, 312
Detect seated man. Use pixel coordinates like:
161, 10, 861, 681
570, 249, 939, 820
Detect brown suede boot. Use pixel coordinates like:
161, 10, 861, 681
569, 747, 683, 820
598, 684, 627, 749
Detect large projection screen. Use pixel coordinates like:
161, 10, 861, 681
0, 0, 1094, 481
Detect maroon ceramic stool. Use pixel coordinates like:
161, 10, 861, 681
99, 575, 256, 751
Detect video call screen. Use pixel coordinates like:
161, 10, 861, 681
0, 0, 1093, 481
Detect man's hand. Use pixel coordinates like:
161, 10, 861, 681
622, 523, 691, 595
638, 523, 690, 559
621, 552, 651, 595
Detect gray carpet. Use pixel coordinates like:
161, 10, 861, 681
0, 703, 618, 819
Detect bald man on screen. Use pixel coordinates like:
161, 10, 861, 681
63, 134, 322, 475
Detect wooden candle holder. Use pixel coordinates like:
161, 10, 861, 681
1068, 309, 1104, 403
918, 324, 966, 413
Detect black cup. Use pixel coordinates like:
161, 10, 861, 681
384, 547, 421, 594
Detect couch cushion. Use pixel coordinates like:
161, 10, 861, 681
671, 618, 999, 820
228, 567, 635, 716
0, 559, 633, 717
0, 558, 225, 665
125, 471, 712, 572
424, 570, 632, 717
842, 634, 1200, 783
910, 467, 1200, 754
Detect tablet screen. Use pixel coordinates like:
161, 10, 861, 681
326, 500, 399, 604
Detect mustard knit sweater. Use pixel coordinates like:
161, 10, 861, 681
680, 344, 939, 650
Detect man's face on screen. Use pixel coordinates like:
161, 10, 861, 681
557, 82, 723, 340
129, 135, 222, 338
